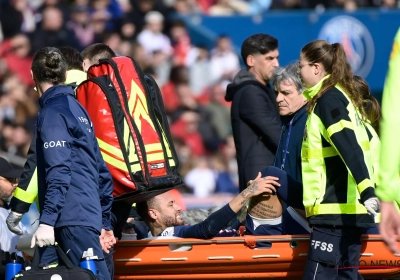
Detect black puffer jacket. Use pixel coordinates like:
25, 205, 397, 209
226, 70, 281, 191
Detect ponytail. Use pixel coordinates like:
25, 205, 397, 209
303, 40, 366, 120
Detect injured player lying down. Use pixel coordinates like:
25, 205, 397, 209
135, 173, 282, 239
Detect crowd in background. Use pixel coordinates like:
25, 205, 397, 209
0, 0, 399, 200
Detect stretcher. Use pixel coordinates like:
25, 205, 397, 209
113, 234, 400, 279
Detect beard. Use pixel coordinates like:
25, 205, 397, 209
162, 213, 184, 228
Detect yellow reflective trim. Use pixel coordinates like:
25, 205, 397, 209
361, 140, 370, 152
302, 147, 338, 159
375, 213, 381, 223
97, 138, 125, 160
147, 152, 165, 162
326, 120, 354, 137
145, 143, 162, 152
101, 151, 128, 171
130, 80, 155, 132
322, 147, 338, 158
358, 179, 373, 194
305, 203, 368, 216
13, 168, 38, 204
156, 120, 173, 157
169, 159, 176, 167
14, 187, 37, 204
101, 151, 142, 172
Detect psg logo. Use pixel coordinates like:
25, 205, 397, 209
318, 15, 375, 77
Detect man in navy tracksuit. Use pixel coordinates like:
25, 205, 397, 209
245, 63, 310, 239
29, 47, 113, 280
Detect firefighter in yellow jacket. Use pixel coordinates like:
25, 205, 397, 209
376, 28, 400, 254
298, 40, 379, 279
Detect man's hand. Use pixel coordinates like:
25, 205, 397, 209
100, 229, 116, 254
243, 172, 280, 198
6, 211, 24, 235
364, 197, 380, 216
30, 224, 55, 248
380, 201, 400, 254
229, 172, 280, 213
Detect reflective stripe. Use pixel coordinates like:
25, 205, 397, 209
147, 152, 165, 162
130, 80, 155, 132
13, 168, 38, 204
169, 159, 176, 167
361, 140, 370, 152
375, 213, 381, 223
305, 203, 368, 216
97, 138, 125, 160
145, 143, 162, 152
14, 187, 37, 204
101, 151, 142, 172
357, 179, 373, 193
302, 147, 338, 159
326, 120, 354, 137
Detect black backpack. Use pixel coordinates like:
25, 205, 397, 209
13, 245, 96, 280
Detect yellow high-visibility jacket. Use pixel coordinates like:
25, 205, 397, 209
301, 76, 375, 228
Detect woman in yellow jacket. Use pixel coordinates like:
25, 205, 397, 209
298, 40, 379, 280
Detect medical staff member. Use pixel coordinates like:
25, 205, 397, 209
298, 40, 379, 279
376, 28, 400, 254
29, 47, 113, 280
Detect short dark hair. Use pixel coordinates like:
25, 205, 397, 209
136, 196, 158, 222
59, 46, 83, 71
31, 47, 66, 85
241, 34, 278, 67
80, 43, 116, 65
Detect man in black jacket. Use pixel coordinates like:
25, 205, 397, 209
225, 34, 281, 192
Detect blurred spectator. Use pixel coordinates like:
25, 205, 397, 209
37, 0, 71, 20
209, 35, 240, 85
91, 0, 123, 32
172, 83, 221, 152
0, 34, 34, 87
120, 19, 137, 41
127, 0, 169, 33
184, 157, 215, 197
161, 65, 189, 113
66, 4, 95, 50
102, 32, 122, 52
209, 0, 250, 15
131, 42, 150, 70
197, 0, 217, 13
117, 40, 133, 56
187, 45, 212, 96
170, 110, 206, 156
150, 50, 172, 86
0, 0, 36, 39
380, 0, 400, 8
172, 0, 202, 14
205, 83, 231, 140
137, 11, 172, 58
29, 6, 80, 52
211, 154, 239, 195
170, 20, 194, 66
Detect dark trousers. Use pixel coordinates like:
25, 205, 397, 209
302, 225, 364, 280
103, 199, 132, 279
39, 226, 110, 280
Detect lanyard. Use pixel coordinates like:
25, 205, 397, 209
280, 117, 294, 170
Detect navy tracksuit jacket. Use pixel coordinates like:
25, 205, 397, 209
36, 85, 113, 232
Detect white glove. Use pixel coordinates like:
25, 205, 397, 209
364, 197, 381, 216
6, 211, 24, 235
31, 224, 55, 248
